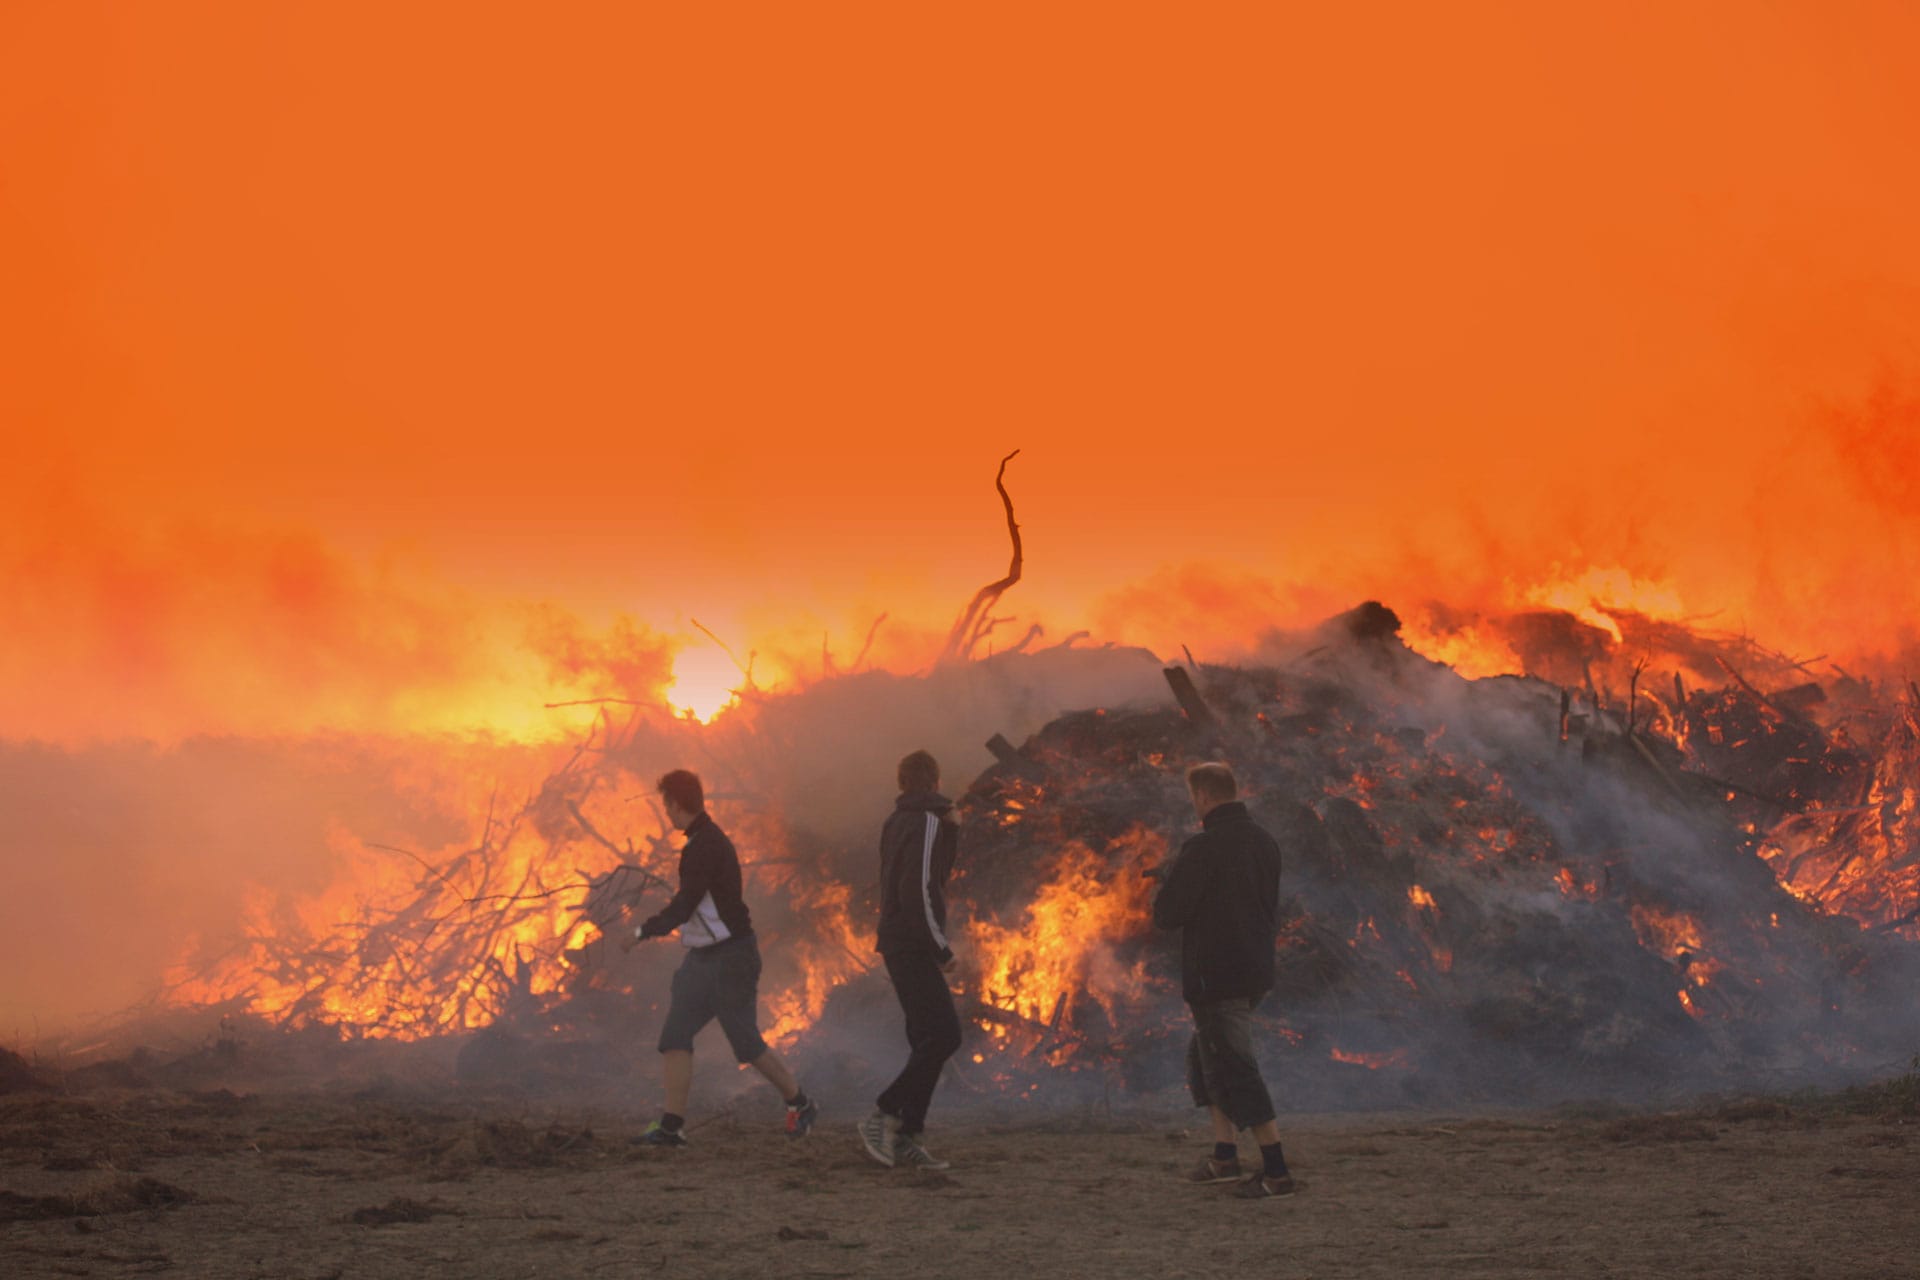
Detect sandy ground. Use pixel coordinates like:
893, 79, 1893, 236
3, 1077, 1917, 1280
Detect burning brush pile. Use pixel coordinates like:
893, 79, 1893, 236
932, 602, 1920, 1107
144, 603, 1920, 1110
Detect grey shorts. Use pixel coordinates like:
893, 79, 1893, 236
1185, 996, 1276, 1130
657, 935, 769, 1063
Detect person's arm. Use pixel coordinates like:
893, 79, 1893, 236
1151, 837, 1210, 930
639, 840, 713, 938
904, 811, 956, 965
930, 816, 960, 967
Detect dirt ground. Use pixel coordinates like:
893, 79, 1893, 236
3, 1075, 1917, 1280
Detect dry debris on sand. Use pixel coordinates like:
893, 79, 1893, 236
2, 1078, 1916, 1279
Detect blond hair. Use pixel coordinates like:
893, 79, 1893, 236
1185, 762, 1237, 805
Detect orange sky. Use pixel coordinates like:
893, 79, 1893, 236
4, 2, 1919, 740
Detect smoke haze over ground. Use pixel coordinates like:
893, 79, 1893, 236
0, 647, 1170, 1041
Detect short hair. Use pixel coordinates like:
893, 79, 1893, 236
1186, 762, 1237, 805
657, 769, 704, 814
898, 750, 940, 793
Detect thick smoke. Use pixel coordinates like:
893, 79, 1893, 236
0, 643, 1168, 1051
0, 735, 554, 1039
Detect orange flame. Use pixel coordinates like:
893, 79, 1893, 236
967, 827, 1162, 1031
761, 878, 872, 1047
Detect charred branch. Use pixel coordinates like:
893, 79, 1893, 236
1716, 656, 1789, 724
940, 450, 1024, 664
852, 613, 887, 669
1163, 666, 1217, 728
691, 619, 755, 688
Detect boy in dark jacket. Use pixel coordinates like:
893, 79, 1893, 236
858, 750, 963, 1169
624, 769, 817, 1146
1152, 761, 1296, 1199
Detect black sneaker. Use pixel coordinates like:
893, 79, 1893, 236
632, 1121, 689, 1148
1187, 1156, 1243, 1184
786, 1097, 819, 1139
1233, 1172, 1297, 1199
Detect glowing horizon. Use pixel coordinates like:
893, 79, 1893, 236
5, 3, 1920, 744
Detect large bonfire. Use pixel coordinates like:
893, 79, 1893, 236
151, 593, 1920, 1108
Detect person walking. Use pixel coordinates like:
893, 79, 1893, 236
1151, 761, 1297, 1199
626, 769, 818, 1146
858, 750, 964, 1170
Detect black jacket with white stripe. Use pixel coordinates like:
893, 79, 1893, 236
876, 790, 959, 964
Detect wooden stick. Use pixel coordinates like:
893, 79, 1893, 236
940, 450, 1024, 664
1716, 656, 1788, 724
852, 612, 888, 669
1164, 667, 1217, 727
690, 618, 753, 681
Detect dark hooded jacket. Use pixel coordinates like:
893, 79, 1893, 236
876, 790, 959, 964
1151, 801, 1282, 1003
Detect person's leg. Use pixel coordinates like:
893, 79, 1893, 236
747, 1047, 798, 1098
1204, 1000, 1292, 1194
876, 950, 961, 1134
1201, 999, 1275, 1134
712, 939, 813, 1132
1186, 1008, 1243, 1181
642, 954, 715, 1143
663, 1049, 693, 1115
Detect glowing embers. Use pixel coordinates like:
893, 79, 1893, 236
1755, 712, 1920, 939
988, 777, 1048, 831
964, 826, 1164, 1064
1628, 902, 1724, 1019
1330, 1045, 1412, 1070
1474, 827, 1516, 855
1404, 884, 1452, 973
1555, 867, 1601, 900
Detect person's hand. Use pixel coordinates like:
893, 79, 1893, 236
614, 906, 655, 951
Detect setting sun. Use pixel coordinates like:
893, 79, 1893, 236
667, 646, 743, 723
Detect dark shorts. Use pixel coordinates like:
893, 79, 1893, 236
657, 935, 769, 1063
1185, 996, 1276, 1130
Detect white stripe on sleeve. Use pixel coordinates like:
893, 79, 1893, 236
920, 812, 949, 951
